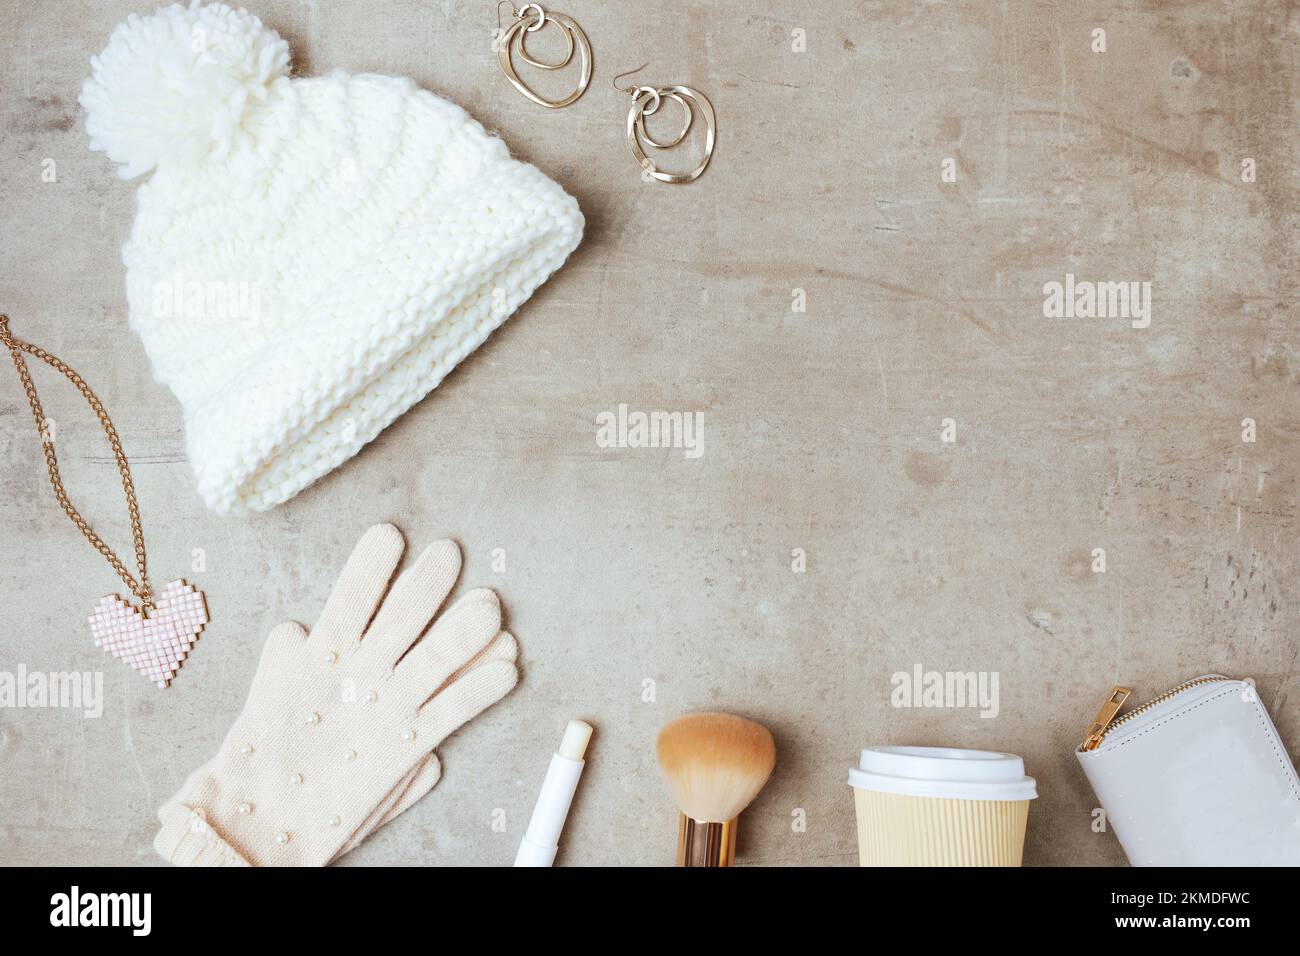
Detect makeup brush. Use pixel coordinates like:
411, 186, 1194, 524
655, 711, 776, 866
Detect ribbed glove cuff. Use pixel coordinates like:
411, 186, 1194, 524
154, 802, 253, 868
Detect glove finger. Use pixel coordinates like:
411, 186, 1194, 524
414, 658, 518, 747
394, 588, 501, 693
248, 621, 307, 700
373, 753, 443, 832
446, 629, 518, 688
333, 754, 443, 861
309, 524, 405, 656
362, 538, 461, 670
261, 620, 309, 664
336, 635, 519, 861
476, 629, 518, 664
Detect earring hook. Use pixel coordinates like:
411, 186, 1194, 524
612, 63, 651, 93
495, 1, 517, 34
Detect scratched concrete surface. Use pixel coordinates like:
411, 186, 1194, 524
0, 1, 1296, 867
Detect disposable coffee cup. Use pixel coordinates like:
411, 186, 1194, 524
847, 746, 1037, 866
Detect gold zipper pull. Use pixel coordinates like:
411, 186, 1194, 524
1082, 686, 1132, 751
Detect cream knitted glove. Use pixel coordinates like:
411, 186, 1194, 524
154, 524, 519, 866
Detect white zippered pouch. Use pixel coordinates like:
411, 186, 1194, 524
1076, 675, 1300, 866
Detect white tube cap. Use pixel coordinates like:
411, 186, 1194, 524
558, 720, 593, 761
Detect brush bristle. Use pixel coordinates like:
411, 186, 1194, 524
656, 712, 776, 822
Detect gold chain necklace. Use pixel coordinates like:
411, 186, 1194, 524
1, 314, 208, 688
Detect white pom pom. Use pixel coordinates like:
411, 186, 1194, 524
80, 1, 290, 179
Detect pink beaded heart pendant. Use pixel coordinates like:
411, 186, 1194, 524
88, 580, 209, 688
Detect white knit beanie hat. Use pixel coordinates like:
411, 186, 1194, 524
80, 1, 583, 514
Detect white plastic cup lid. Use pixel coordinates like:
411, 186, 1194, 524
847, 745, 1038, 801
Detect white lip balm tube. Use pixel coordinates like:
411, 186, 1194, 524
514, 720, 593, 867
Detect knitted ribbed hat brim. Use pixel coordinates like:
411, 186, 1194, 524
183, 159, 582, 514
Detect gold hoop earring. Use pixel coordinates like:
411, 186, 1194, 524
494, 2, 592, 109
614, 65, 715, 185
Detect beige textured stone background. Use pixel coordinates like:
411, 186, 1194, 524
0, 0, 1295, 867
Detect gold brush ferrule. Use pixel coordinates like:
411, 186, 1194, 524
676, 814, 737, 867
